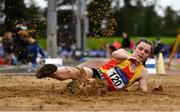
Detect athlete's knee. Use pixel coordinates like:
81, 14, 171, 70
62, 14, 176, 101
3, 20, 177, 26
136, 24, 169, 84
73, 67, 87, 80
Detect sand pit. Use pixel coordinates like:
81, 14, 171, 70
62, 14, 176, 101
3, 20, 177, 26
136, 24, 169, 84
0, 73, 180, 111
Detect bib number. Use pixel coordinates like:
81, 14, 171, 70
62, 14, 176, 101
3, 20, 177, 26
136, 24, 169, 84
106, 67, 128, 89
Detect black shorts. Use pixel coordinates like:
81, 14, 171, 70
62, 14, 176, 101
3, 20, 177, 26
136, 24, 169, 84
91, 68, 101, 78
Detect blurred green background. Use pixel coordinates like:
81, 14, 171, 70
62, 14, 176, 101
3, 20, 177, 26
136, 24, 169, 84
37, 36, 176, 50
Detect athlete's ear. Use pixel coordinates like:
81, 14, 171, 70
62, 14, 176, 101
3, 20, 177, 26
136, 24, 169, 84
148, 52, 152, 58
133, 46, 136, 52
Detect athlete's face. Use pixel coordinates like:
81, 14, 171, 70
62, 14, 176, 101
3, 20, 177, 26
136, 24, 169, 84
132, 42, 151, 62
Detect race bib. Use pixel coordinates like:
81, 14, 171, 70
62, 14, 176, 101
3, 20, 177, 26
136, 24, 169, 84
106, 67, 128, 89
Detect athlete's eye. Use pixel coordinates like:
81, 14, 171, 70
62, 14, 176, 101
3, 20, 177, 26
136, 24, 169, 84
145, 50, 150, 54
138, 47, 143, 51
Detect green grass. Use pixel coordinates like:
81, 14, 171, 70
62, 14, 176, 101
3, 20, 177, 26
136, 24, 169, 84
87, 36, 176, 50
37, 36, 176, 50
37, 39, 47, 49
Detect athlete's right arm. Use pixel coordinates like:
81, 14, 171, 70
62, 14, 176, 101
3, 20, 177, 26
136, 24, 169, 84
112, 49, 141, 65
111, 49, 130, 60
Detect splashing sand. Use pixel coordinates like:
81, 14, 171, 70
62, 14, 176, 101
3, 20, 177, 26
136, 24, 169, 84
64, 79, 109, 96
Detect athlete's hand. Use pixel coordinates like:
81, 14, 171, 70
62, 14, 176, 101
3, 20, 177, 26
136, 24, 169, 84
127, 55, 141, 65
152, 85, 163, 92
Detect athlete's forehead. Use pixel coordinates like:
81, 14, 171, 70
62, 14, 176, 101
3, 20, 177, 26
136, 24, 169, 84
136, 42, 151, 51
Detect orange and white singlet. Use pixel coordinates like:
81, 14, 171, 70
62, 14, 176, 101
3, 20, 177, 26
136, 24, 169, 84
97, 58, 144, 91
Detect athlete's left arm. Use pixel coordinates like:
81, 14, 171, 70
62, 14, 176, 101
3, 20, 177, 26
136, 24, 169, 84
138, 68, 149, 92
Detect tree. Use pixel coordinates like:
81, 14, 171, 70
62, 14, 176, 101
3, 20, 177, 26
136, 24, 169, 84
57, 10, 75, 46
56, 0, 76, 46
114, 0, 145, 36
4, 0, 28, 32
162, 7, 178, 36
1, 0, 46, 38
25, 2, 47, 39
87, 0, 116, 37
132, 0, 146, 36
143, 4, 162, 36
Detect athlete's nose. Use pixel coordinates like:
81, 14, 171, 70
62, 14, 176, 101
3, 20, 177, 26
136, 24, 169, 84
140, 49, 145, 55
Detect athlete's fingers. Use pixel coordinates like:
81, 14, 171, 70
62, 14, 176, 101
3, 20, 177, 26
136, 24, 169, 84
128, 56, 142, 65
135, 59, 142, 65
152, 85, 163, 92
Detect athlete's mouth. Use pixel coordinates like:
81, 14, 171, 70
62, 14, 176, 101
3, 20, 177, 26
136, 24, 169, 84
138, 55, 143, 59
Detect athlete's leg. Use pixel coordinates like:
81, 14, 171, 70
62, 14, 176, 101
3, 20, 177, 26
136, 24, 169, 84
36, 64, 93, 81
51, 66, 93, 81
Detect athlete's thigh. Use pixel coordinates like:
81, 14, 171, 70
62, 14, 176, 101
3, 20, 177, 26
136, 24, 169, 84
83, 67, 94, 79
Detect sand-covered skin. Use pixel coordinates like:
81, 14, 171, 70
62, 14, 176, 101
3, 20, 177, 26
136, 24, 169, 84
0, 74, 180, 111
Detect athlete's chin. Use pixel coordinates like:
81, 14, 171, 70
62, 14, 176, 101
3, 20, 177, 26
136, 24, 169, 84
136, 57, 142, 62
138, 58, 145, 63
